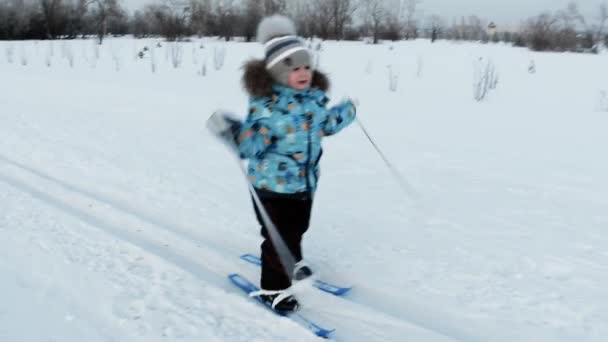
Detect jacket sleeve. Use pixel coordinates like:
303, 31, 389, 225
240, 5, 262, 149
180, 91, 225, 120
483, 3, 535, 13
322, 100, 357, 136
236, 99, 275, 159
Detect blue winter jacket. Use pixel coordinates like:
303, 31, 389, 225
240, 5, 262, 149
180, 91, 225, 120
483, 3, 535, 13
237, 63, 356, 197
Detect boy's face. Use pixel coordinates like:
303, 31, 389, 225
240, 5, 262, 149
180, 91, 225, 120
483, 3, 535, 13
287, 66, 312, 90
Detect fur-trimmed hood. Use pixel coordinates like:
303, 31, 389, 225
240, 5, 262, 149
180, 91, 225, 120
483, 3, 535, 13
242, 59, 330, 98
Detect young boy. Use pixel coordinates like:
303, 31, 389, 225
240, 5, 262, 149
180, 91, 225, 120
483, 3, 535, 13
212, 15, 356, 312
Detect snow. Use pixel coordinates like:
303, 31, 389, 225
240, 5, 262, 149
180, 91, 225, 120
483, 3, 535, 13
1, 37, 607, 341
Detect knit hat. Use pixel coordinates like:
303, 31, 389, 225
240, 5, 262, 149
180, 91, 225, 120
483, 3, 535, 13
256, 15, 312, 87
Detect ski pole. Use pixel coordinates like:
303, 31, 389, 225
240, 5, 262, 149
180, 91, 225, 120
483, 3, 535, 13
206, 112, 298, 279
235, 159, 298, 277
355, 117, 420, 201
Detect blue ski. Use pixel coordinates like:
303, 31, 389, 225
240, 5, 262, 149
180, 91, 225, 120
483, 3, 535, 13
240, 254, 352, 296
228, 273, 334, 338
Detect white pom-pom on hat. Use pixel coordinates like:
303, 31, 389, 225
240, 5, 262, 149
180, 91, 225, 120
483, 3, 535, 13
257, 15, 297, 44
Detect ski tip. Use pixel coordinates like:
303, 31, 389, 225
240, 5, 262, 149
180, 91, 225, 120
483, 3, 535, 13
227, 273, 246, 286
335, 287, 353, 296
301, 318, 335, 338
314, 280, 353, 296
240, 253, 262, 265
316, 328, 335, 339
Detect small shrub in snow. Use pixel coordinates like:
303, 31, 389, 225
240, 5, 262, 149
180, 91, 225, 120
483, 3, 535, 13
66, 46, 74, 68
599, 90, 608, 112
5, 45, 14, 64
132, 43, 137, 61
214, 45, 226, 71
59, 42, 74, 67
528, 60, 536, 74
93, 42, 99, 60
198, 55, 207, 76
365, 59, 373, 74
387, 65, 399, 92
170, 42, 183, 68
473, 57, 499, 101
113, 56, 120, 71
150, 46, 157, 73
19, 46, 27, 66
192, 42, 197, 64
45, 45, 52, 67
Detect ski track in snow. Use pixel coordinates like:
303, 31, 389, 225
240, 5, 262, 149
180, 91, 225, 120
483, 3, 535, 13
0, 154, 452, 341
0, 160, 322, 341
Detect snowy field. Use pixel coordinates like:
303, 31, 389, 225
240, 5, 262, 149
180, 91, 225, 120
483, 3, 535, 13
1, 37, 607, 341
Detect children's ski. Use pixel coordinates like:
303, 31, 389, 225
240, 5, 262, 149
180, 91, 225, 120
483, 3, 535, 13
228, 273, 335, 339
239, 254, 352, 296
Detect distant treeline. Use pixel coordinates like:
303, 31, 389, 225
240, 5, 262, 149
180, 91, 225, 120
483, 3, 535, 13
1, 0, 606, 52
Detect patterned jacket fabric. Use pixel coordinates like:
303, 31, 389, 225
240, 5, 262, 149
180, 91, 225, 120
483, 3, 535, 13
237, 79, 355, 196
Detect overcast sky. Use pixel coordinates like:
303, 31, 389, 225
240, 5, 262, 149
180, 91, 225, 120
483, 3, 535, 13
420, 0, 598, 27
121, 0, 600, 28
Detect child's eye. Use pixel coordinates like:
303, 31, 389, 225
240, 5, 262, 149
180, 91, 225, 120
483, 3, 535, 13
293, 67, 301, 71
304, 66, 311, 70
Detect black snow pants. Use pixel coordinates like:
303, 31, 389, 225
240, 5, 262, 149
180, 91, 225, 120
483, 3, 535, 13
252, 194, 313, 291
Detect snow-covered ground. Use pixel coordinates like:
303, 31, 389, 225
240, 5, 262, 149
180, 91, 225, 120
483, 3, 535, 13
1, 37, 607, 341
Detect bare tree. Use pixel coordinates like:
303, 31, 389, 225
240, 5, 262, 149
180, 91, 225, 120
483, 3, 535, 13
214, 0, 236, 41
329, 0, 357, 40
40, 0, 65, 39
467, 15, 486, 41
403, 0, 421, 40
527, 13, 557, 51
428, 15, 445, 42
87, 0, 123, 44
596, 2, 607, 45
264, 0, 286, 15
308, 0, 333, 39
1, 0, 34, 39
559, 1, 597, 49
189, 0, 212, 38
286, 0, 311, 36
360, 0, 386, 44
557, 2, 590, 49
286, 0, 312, 37
561, 2, 586, 28
70, 0, 90, 38
446, 15, 487, 41
131, 10, 150, 37
137, 1, 190, 41
243, 0, 263, 41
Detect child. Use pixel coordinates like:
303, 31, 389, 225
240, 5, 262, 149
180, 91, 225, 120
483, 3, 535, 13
213, 15, 356, 312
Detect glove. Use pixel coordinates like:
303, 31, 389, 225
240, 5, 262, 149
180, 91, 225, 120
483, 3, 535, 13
343, 97, 359, 108
207, 111, 242, 147
340, 97, 358, 118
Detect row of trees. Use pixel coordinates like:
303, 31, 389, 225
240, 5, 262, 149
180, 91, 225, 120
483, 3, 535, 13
521, 2, 608, 52
0, 0, 127, 43
1, 0, 607, 51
